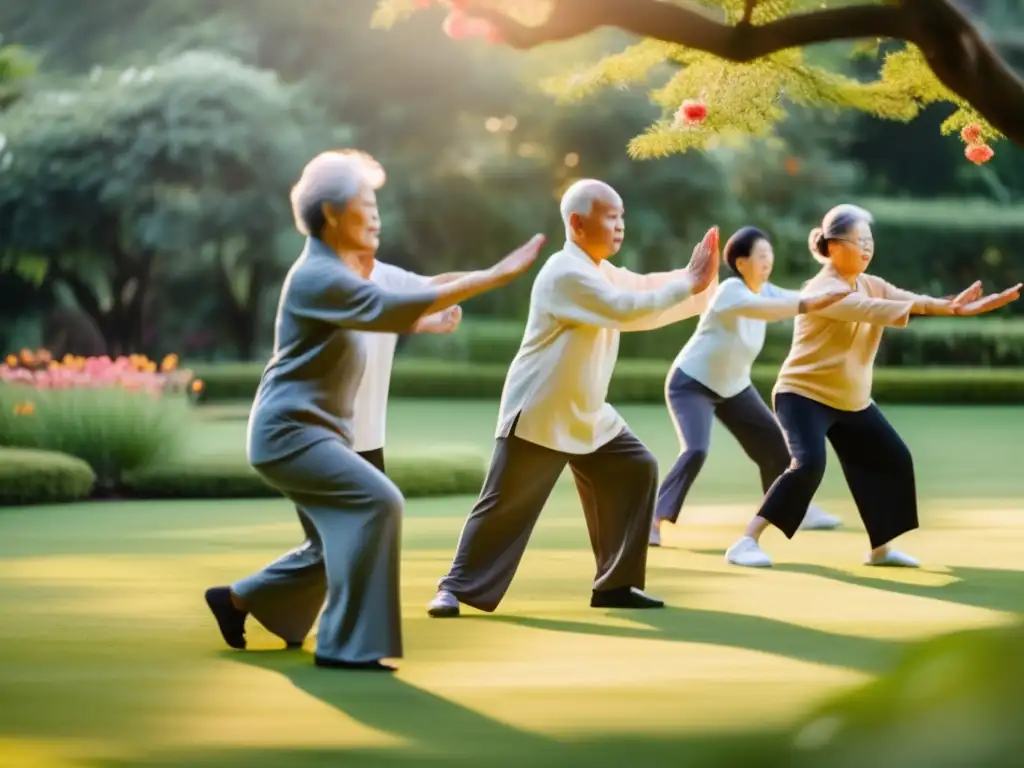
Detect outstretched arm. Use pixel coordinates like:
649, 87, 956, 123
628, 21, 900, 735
714, 281, 801, 322
427, 272, 471, 286
294, 273, 440, 334
603, 262, 718, 331
885, 278, 1022, 317
548, 266, 698, 329
295, 235, 546, 333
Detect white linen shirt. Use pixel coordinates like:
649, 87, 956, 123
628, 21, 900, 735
495, 241, 717, 454
351, 260, 430, 452
673, 276, 801, 399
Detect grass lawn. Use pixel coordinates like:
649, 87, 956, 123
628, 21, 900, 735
1, 401, 1023, 767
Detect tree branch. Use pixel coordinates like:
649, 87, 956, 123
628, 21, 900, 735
742, 0, 757, 25
466, 0, 1024, 146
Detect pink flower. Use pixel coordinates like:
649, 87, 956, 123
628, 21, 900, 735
965, 143, 994, 164
442, 9, 500, 42
960, 123, 982, 144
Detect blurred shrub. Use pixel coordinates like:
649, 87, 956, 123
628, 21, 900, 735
0, 447, 96, 506
789, 623, 1024, 768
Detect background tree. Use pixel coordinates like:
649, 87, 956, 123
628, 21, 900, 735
0, 50, 331, 357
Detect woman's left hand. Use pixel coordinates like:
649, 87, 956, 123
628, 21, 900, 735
954, 284, 1023, 316
952, 280, 983, 305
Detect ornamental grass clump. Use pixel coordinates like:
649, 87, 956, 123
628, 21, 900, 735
0, 349, 203, 490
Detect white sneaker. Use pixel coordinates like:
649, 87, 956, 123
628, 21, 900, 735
865, 549, 920, 568
799, 505, 843, 531
725, 537, 773, 568
649, 518, 662, 547
427, 589, 461, 618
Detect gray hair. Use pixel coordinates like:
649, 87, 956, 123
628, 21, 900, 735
290, 150, 385, 237
559, 179, 621, 237
808, 204, 873, 264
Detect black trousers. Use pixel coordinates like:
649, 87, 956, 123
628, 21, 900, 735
655, 369, 792, 523
757, 393, 918, 549
438, 427, 659, 612
357, 448, 385, 474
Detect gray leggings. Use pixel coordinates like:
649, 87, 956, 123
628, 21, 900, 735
655, 368, 791, 523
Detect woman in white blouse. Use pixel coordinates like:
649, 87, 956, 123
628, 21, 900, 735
650, 227, 848, 547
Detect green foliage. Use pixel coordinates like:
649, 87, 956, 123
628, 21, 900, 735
0, 385, 190, 488
0, 48, 333, 356
190, 357, 1024, 405
0, 447, 95, 506
123, 451, 487, 499
0, 42, 33, 89
791, 623, 1024, 767
376, 0, 1003, 158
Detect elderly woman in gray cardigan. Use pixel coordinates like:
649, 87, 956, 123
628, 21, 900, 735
204, 150, 544, 671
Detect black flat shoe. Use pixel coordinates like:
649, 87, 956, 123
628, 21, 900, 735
314, 656, 397, 672
205, 586, 247, 649
590, 586, 665, 609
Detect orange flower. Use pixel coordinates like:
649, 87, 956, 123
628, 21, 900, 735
12, 401, 35, 416
4, 354, 16, 367
960, 123, 982, 144
19, 348, 35, 365
965, 143, 994, 164
191, 379, 204, 393
784, 156, 801, 176
160, 354, 179, 372
36, 349, 52, 364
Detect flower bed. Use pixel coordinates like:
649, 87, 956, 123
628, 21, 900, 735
0, 349, 203, 492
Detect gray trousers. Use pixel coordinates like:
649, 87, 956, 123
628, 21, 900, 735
655, 369, 791, 523
232, 441, 402, 663
438, 426, 659, 612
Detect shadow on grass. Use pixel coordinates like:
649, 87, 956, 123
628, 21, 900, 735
770, 564, 1024, 615
226, 650, 549, 756
79, 650, 789, 768
475, 606, 904, 674
91, 732, 794, 768
88, 649, 793, 767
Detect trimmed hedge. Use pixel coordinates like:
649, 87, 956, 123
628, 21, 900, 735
123, 450, 487, 499
0, 447, 96, 506
402, 315, 1024, 368
878, 318, 1024, 367
191, 358, 1024, 405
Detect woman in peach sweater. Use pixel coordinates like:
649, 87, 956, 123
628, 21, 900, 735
725, 204, 1021, 569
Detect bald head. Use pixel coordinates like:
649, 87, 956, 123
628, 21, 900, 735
559, 179, 622, 230
559, 179, 625, 261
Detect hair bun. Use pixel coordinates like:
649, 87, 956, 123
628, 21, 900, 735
807, 227, 827, 258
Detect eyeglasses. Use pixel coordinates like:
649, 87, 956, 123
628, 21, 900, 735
831, 237, 874, 249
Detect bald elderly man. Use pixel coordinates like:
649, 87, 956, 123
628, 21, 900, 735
427, 179, 721, 617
